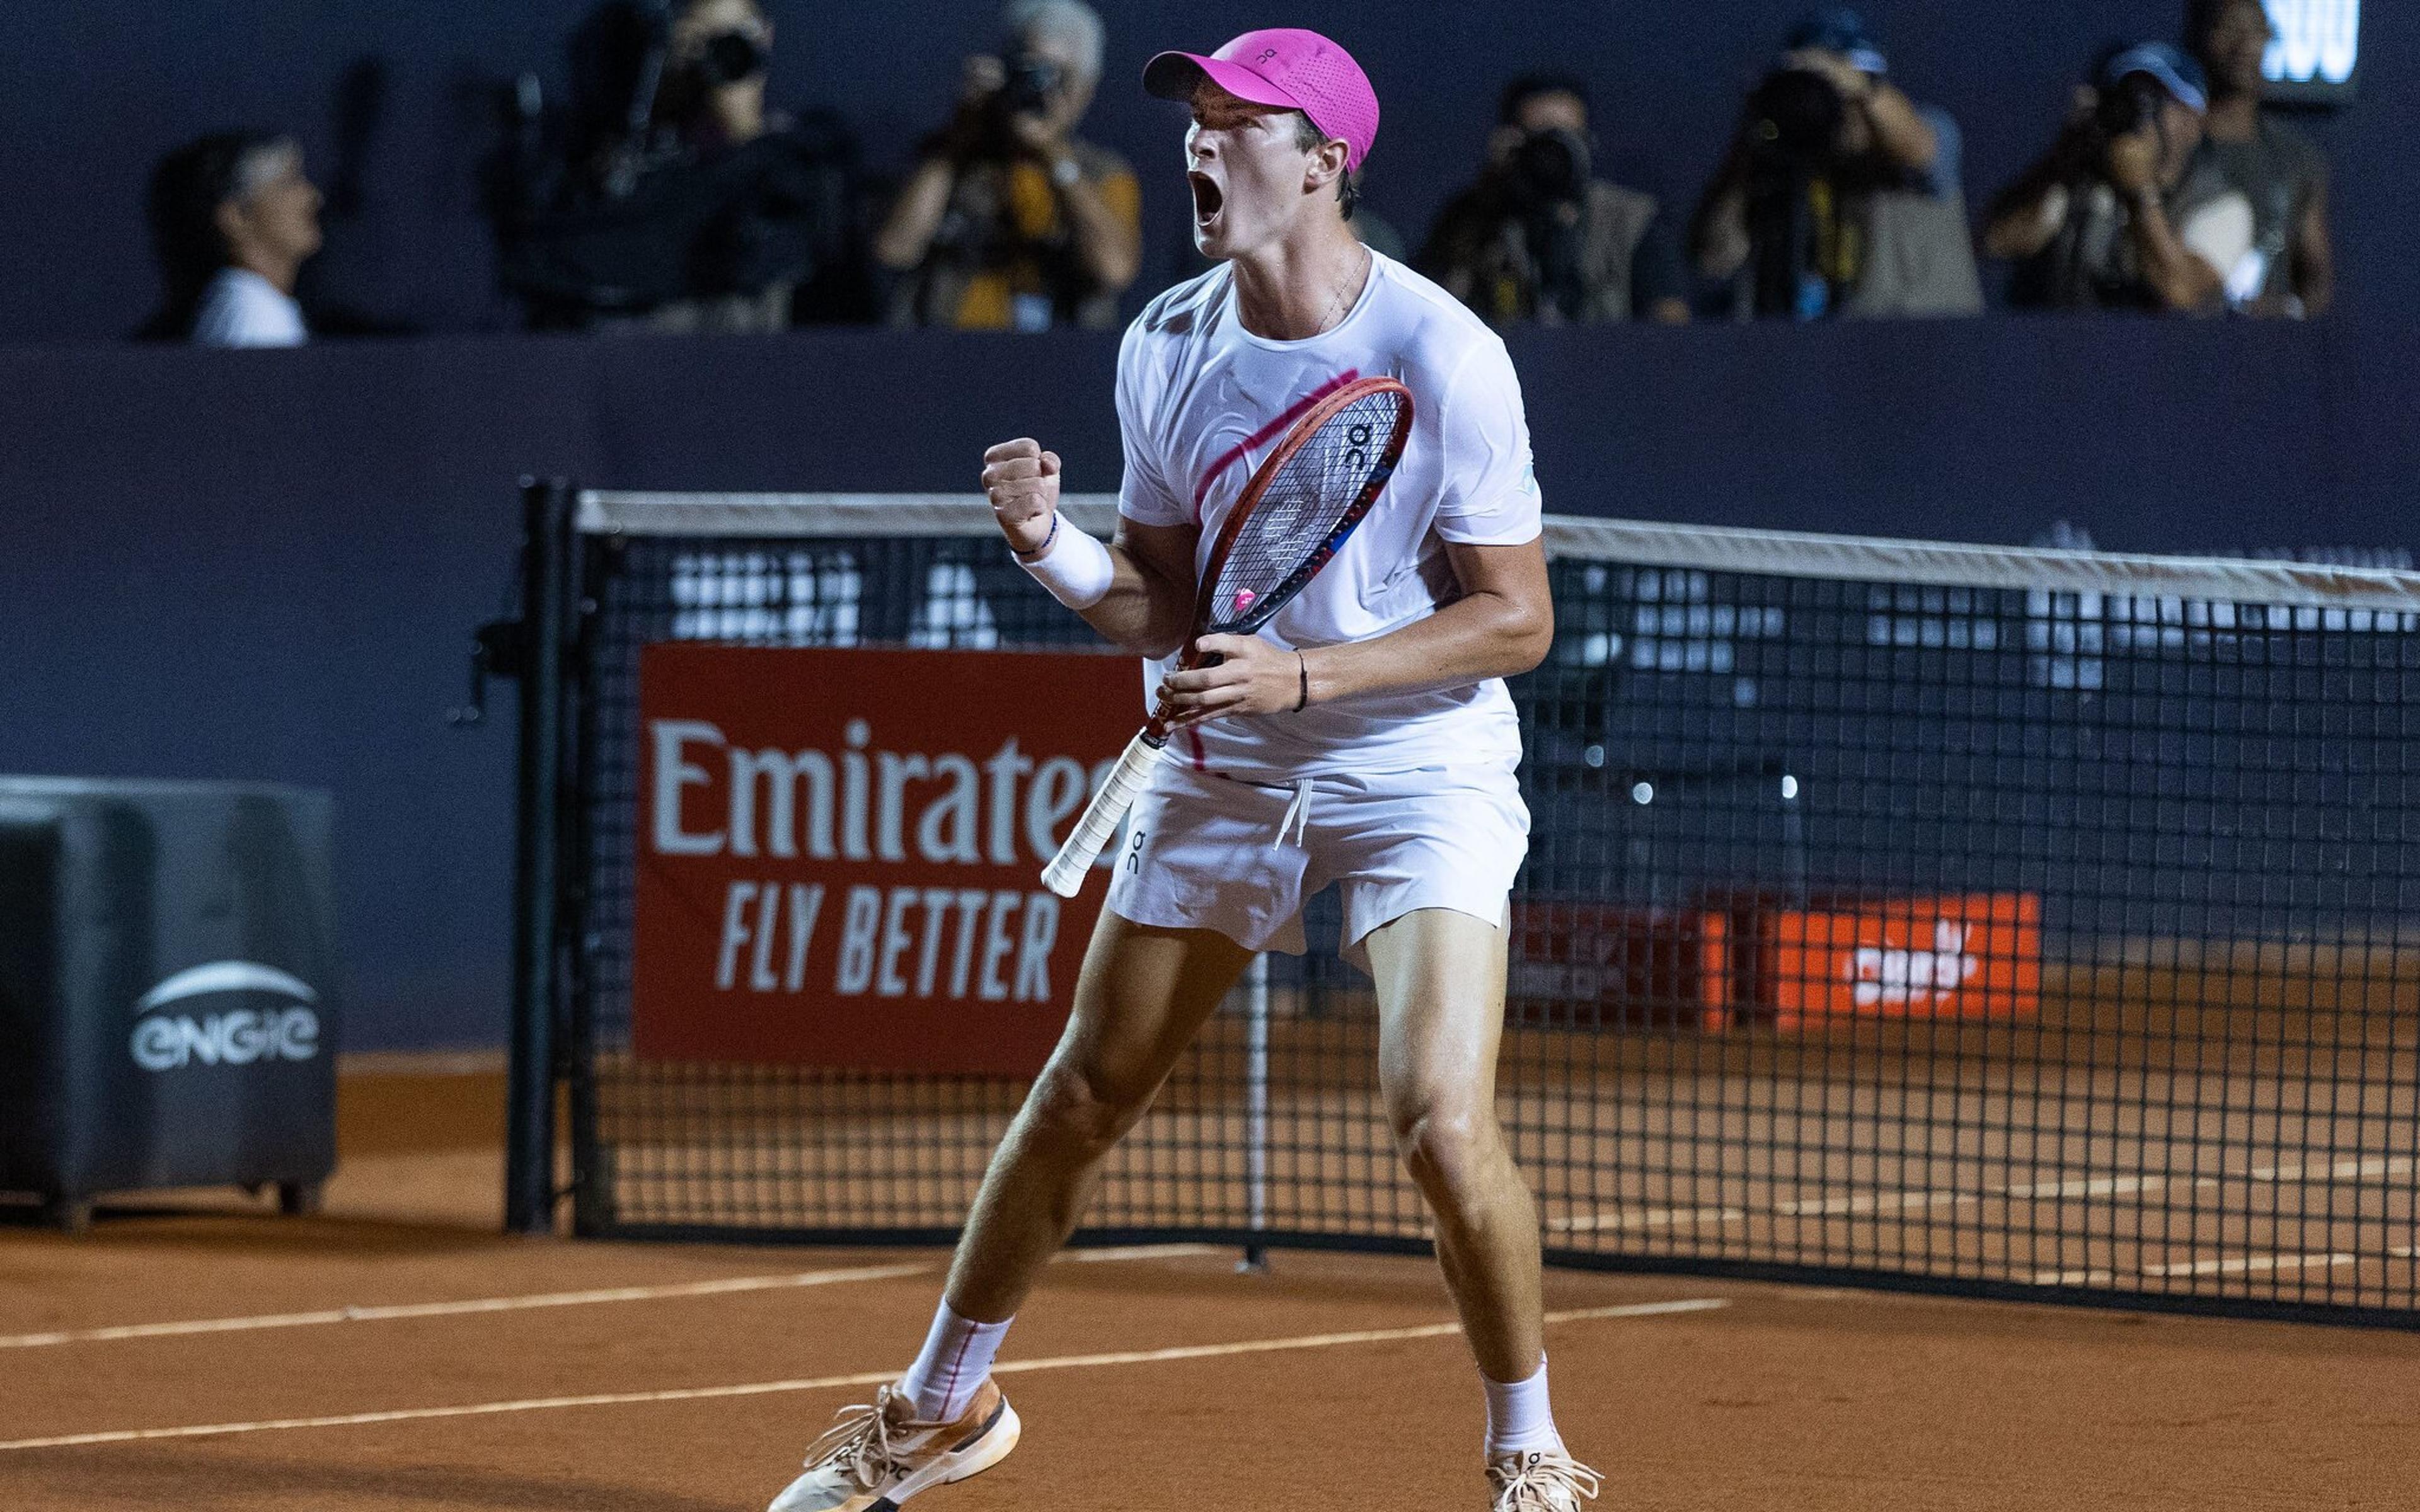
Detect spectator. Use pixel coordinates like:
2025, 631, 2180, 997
490, 0, 870, 333
1420, 72, 1690, 325
1985, 45, 2251, 313
2188, 0, 2334, 316
141, 133, 322, 347
873, 0, 1141, 329
1691, 8, 1981, 319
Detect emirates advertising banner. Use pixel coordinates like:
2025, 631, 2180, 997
633, 645, 1138, 1075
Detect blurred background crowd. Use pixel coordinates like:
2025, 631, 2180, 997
100, 0, 2349, 350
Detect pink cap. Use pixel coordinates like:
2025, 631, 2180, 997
1143, 28, 1379, 173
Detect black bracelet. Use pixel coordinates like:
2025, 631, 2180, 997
1013, 512, 1061, 562
1294, 652, 1310, 713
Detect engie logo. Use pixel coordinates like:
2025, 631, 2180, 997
130, 961, 322, 1073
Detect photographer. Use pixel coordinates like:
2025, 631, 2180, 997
1985, 45, 2252, 314
2189, 0, 2334, 316
492, 0, 870, 333
1420, 73, 1690, 326
873, 0, 1141, 330
1691, 8, 1981, 319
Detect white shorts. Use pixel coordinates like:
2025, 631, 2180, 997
1104, 756, 1530, 963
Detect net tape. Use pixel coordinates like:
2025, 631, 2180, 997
578, 492, 2420, 615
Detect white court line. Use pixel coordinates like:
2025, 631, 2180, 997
0, 1244, 1231, 1353
0, 1263, 935, 1351
0, 1298, 1729, 1453
2004, 1175, 2215, 1200
2143, 1253, 2356, 1278
1775, 1191, 1971, 1218
2248, 1157, 2416, 1182
2028, 1269, 2119, 1287
2035, 1252, 2365, 1285
1550, 1189, 1979, 1233
1553, 1156, 2404, 1237
1059, 1244, 1227, 1264
1550, 1206, 1746, 1234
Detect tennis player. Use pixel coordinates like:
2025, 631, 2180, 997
768, 28, 1593, 1512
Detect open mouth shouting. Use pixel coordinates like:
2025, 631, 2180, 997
1189, 171, 1226, 233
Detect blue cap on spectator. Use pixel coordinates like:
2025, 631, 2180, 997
2100, 43, 2209, 112
1785, 8, 1888, 76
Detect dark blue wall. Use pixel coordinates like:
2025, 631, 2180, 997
0, 319, 2412, 1048
0, 1, 2409, 345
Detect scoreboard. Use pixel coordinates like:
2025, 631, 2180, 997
2263, 0, 2360, 101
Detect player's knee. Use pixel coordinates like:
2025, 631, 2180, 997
1023, 1057, 1151, 1159
1387, 1096, 1493, 1197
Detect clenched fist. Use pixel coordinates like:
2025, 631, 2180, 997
982, 438, 1061, 556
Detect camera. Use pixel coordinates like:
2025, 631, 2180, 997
2093, 71, 2166, 140
1506, 127, 1591, 210
694, 30, 768, 88
1744, 66, 1848, 173
1003, 53, 1062, 116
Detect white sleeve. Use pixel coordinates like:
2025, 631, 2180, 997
2179, 193, 2255, 287
1431, 338, 1543, 547
1114, 318, 1187, 527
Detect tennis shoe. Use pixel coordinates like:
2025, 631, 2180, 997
1487, 1448, 1603, 1511
767, 1378, 1020, 1512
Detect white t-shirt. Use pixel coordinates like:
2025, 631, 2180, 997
1116, 251, 1543, 779
2178, 193, 2256, 290
192, 269, 308, 348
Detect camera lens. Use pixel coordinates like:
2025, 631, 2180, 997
1006, 55, 1061, 115
2095, 76, 2159, 138
1746, 67, 1847, 169
697, 31, 767, 88
1511, 129, 1587, 206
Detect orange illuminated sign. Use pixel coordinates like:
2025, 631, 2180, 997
1762, 893, 2042, 1029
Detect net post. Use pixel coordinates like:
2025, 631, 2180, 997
1240, 951, 1271, 1273
504, 476, 575, 1235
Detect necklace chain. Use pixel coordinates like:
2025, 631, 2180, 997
1317, 244, 1373, 335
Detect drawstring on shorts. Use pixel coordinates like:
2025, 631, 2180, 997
1272, 777, 1314, 850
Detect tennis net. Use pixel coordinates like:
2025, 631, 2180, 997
512, 483, 2420, 1327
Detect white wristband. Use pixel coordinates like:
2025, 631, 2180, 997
1016, 517, 1115, 610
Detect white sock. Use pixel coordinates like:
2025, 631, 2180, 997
900, 1301, 1014, 1423
1482, 1356, 1564, 1460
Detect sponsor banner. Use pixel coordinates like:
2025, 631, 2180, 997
1509, 902, 1737, 1030
1509, 892, 2044, 1031
633, 645, 1137, 1075
1764, 893, 2042, 1028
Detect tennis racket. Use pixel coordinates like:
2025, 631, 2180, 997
1042, 374, 1415, 898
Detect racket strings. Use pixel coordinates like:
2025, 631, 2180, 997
1209, 387, 1407, 627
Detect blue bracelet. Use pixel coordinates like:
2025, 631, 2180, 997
1013, 512, 1061, 562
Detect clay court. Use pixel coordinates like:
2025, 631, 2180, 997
6, 1058, 2417, 1512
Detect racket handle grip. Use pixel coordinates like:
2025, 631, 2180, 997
1043, 731, 1163, 897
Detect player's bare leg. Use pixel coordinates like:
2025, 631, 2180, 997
1367, 907, 1599, 1509
944, 912, 1253, 1318
768, 911, 1249, 1512
1366, 907, 1542, 1378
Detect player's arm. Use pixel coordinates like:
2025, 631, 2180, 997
983, 437, 1197, 658
1161, 537, 1554, 724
